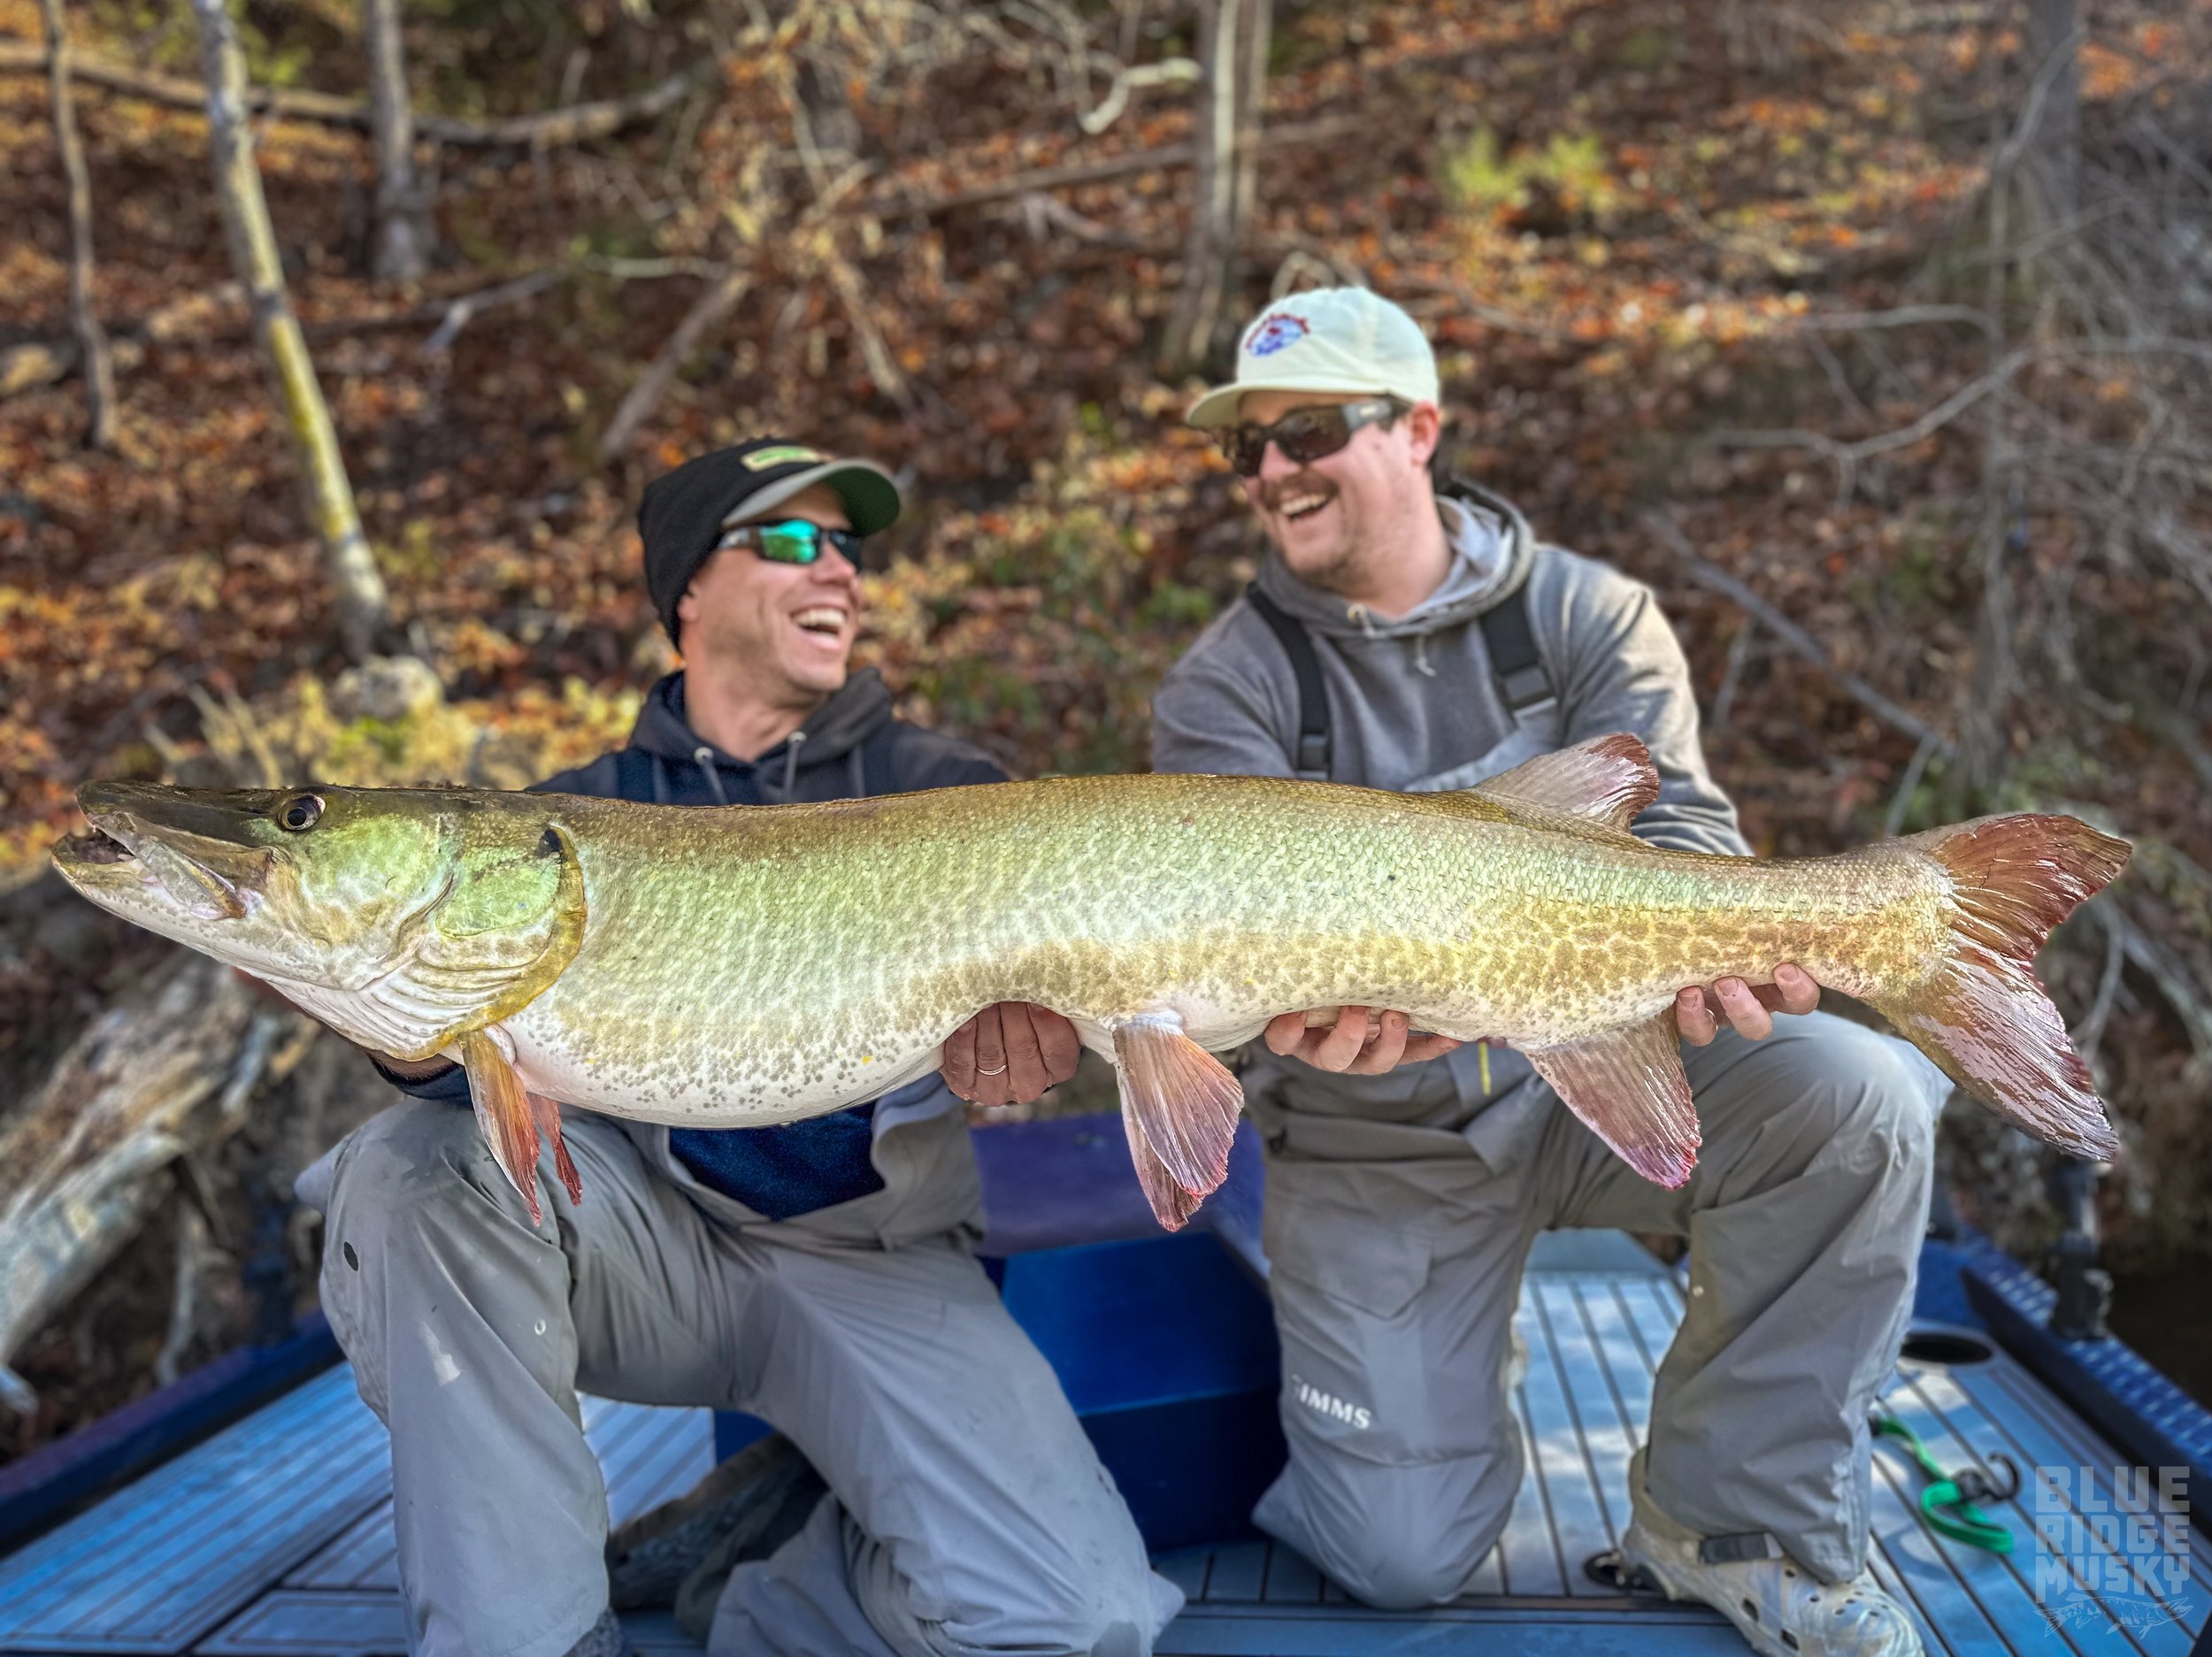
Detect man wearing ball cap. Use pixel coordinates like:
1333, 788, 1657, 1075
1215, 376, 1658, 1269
1155, 290, 1941, 1657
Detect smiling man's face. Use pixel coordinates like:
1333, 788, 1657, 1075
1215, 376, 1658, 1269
677, 482, 860, 710
1237, 387, 1440, 601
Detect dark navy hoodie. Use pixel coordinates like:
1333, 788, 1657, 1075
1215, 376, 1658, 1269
383, 666, 1006, 1219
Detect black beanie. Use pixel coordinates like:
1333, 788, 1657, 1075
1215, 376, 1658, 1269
638, 439, 901, 641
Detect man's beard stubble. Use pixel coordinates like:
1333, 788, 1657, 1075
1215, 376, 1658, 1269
1260, 469, 1367, 598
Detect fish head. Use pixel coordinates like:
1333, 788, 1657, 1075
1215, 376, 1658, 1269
54, 783, 586, 1059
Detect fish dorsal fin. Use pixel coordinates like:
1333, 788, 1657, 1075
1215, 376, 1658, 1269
1112, 1013, 1245, 1231
1466, 733, 1661, 829
1523, 1012, 1701, 1188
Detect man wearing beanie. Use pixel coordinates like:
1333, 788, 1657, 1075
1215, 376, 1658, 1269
300, 439, 1181, 1657
1151, 290, 1945, 1657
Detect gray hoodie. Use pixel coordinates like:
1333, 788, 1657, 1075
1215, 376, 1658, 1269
1149, 485, 1749, 1169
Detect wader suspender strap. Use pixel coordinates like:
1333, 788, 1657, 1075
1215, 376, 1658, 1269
1244, 585, 1333, 779
1242, 579, 1553, 780
1477, 581, 1552, 713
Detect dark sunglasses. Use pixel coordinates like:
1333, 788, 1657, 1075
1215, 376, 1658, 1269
716, 518, 872, 571
1219, 397, 1406, 478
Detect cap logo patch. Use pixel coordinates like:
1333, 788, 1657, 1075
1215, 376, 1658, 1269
1247, 312, 1310, 357
741, 445, 826, 470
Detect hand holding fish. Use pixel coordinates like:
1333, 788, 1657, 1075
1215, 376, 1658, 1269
1272, 963, 1824, 1074
1675, 963, 1823, 1044
1264, 1006, 1463, 1073
942, 1002, 1083, 1106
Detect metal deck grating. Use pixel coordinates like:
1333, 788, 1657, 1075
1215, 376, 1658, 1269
0, 1269, 2204, 1654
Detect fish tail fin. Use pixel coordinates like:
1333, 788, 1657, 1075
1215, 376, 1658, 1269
1868, 814, 2131, 1160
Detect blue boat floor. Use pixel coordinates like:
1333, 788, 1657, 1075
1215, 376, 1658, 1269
1, 1266, 2204, 1656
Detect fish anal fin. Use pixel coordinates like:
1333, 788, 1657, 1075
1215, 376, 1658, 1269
529, 1091, 584, 1207
1125, 1132, 1202, 1232
1464, 733, 1661, 829
1112, 1013, 1244, 1229
458, 1030, 543, 1225
1525, 1013, 1701, 1188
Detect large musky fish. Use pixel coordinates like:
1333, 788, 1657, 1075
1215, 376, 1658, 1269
52, 735, 2129, 1229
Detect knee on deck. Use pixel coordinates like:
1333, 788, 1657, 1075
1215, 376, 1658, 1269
1295, 1458, 1516, 1611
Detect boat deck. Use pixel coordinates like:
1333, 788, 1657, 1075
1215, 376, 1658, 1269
0, 1252, 2203, 1655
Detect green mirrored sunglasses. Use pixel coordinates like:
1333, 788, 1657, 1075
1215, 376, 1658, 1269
716, 518, 871, 571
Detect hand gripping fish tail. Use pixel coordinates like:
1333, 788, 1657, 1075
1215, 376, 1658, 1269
50, 736, 2132, 1233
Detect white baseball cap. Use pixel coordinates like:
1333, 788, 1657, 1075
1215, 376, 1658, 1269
1187, 287, 1440, 429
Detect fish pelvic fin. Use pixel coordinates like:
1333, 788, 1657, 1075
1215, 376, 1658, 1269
1465, 733, 1662, 830
1112, 1013, 1245, 1231
458, 1029, 546, 1224
1871, 814, 2131, 1160
1524, 1012, 1701, 1187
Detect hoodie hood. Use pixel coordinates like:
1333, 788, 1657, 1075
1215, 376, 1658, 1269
1254, 479, 1536, 641
626, 667, 897, 802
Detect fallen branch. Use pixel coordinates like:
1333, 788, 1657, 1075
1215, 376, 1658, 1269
597, 263, 755, 462
421, 267, 567, 357
0, 43, 710, 150
1641, 511, 1955, 757
0, 955, 307, 1415
1710, 348, 2034, 504
860, 112, 1364, 219
2094, 901, 2212, 1072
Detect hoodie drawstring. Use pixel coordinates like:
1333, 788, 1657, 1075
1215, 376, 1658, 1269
1414, 634, 1437, 678
694, 745, 733, 806
650, 755, 669, 805
1345, 602, 1382, 641
848, 745, 864, 798
782, 730, 808, 798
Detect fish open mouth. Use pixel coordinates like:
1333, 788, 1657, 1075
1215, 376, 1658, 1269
55, 825, 136, 867
55, 800, 255, 922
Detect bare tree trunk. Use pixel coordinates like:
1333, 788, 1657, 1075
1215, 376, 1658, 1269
1957, 104, 2019, 809
189, 0, 389, 661
2024, 0, 2080, 227
0, 42, 710, 150
363, 0, 429, 281
36, 0, 114, 450
1162, 0, 1270, 372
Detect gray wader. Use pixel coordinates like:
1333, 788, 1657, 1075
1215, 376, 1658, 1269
1249, 1013, 1942, 1609
303, 1100, 1182, 1657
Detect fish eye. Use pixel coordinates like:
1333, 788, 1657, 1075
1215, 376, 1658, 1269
537, 827, 561, 857
277, 794, 326, 832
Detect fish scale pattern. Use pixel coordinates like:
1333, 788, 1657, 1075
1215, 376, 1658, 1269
497, 774, 1952, 1125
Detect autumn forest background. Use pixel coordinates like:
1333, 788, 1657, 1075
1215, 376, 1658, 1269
1, 0, 2208, 1453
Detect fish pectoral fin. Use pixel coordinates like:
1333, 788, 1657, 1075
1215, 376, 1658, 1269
1463, 733, 1662, 830
1524, 1013, 1701, 1188
1112, 1014, 1245, 1231
458, 1030, 544, 1225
